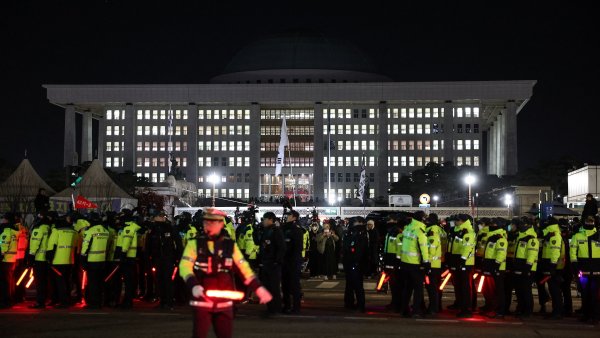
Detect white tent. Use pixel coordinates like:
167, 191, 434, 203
51, 159, 137, 213
0, 159, 56, 212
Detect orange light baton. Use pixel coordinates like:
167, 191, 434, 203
171, 266, 178, 281
472, 273, 479, 279
425, 275, 430, 285
25, 275, 35, 288
441, 269, 450, 278
539, 275, 551, 284
376, 272, 387, 291
439, 272, 452, 291
104, 265, 120, 283
477, 275, 485, 293
205, 290, 245, 300
82, 271, 87, 291
16, 268, 29, 286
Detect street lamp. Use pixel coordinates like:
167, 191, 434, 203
504, 194, 513, 218
432, 195, 439, 208
464, 174, 476, 216
208, 173, 219, 207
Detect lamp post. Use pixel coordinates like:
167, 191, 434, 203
433, 195, 439, 208
464, 174, 476, 216
504, 194, 513, 219
208, 173, 218, 207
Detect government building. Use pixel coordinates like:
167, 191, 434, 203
45, 35, 535, 203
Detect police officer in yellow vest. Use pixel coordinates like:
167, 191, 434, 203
511, 217, 539, 319
72, 214, 90, 304
480, 218, 508, 319
424, 213, 445, 314
0, 213, 19, 308
474, 218, 491, 312
80, 212, 109, 309
179, 207, 272, 338
539, 217, 565, 319
115, 209, 141, 309
382, 214, 402, 312
400, 211, 430, 318
14, 215, 29, 304
28, 212, 52, 309
46, 214, 77, 308
447, 214, 476, 318
570, 216, 600, 324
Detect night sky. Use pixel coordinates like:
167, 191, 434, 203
1, 1, 598, 176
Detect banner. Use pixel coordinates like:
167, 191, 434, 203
275, 115, 289, 175
75, 195, 98, 209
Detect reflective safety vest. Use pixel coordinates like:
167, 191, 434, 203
224, 221, 235, 239
448, 220, 476, 267
47, 226, 77, 265
106, 226, 118, 262
0, 227, 19, 263
118, 221, 141, 259
400, 220, 429, 265
183, 225, 198, 248
482, 228, 508, 273
242, 225, 259, 260
540, 223, 565, 273
425, 224, 445, 268
81, 224, 110, 263
16, 223, 28, 260
383, 230, 400, 269
475, 226, 490, 259
302, 229, 309, 259
570, 227, 600, 274
74, 219, 90, 255
29, 224, 51, 262
513, 227, 539, 272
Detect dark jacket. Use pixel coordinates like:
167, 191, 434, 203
147, 221, 183, 260
342, 225, 369, 270
282, 221, 304, 262
259, 225, 286, 265
582, 198, 598, 220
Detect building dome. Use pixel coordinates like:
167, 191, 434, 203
210, 35, 391, 84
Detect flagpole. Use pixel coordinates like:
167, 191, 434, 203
327, 109, 331, 205
288, 147, 296, 208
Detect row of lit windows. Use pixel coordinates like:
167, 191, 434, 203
137, 172, 167, 183
323, 108, 378, 119
324, 124, 378, 135
455, 140, 480, 150
199, 109, 251, 120
456, 156, 480, 167
198, 173, 250, 183
136, 141, 188, 152
136, 109, 188, 120
388, 140, 445, 151
260, 109, 314, 120
387, 107, 446, 119
105, 157, 124, 168
198, 141, 250, 152
136, 125, 188, 136
323, 156, 376, 167
388, 124, 439, 135
198, 125, 250, 136
261, 142, 314, 152
106, 126, 125, 136
106, 142, 124, 152
260, 126, 314, 136
454, 107, 480, 118
136, 157, 187, 168
198, 157, 250, 167
325, 172, 375, 183
324, 188, 375, 199
388, 156, 444, 167
260, 157, 314, 167
327, 140, 377, 151
106, 110, 126, 120
199, 188, 250, 199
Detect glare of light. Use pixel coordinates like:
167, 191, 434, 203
433, 195, 439, 202
208, 173, 219, 184
464, 174, 476, 186
504, 194, 513, 206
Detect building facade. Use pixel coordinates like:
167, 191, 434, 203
45, 36, 535, 203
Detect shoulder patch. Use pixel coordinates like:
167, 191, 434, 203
126, 230, 130, 234
429, 239, 434, 244
551, 240, 556, 245
33, 231, 38, 237
499, 242, 505, 247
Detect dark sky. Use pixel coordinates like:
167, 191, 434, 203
1, 1, 598, 176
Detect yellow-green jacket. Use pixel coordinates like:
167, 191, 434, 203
483, 228, 508, 271
425, 224, 445, 268
47, 226, 77, 265
118, 221, 141, 259
570, 227, 600, 274
449, 219, 476, 266
81, 224, 110, 263
541, 223, 564, 271
400, 219, 429, 265
29, 224, 51, 262
0, 227, 19, 263
514, 227, 539, 272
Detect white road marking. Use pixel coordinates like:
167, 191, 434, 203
316, 282, 339, 289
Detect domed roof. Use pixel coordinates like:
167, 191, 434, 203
211, 35, 391, 83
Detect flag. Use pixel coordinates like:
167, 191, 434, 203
75, 195, 98, 209
358, 156, 366, 204
275, 115, 289, 176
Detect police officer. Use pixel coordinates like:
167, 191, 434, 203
179, 207, 272, 338
447, 214, 476, 318
258, 211, 285, 316
281, 210, 304, 314
425, 213, 446, 314
148, 211, 183, 309
27, 212, 52, 309
343, 217, 369, 313
474, 218, 491, 312
115, 209, 141, 309
104, 211, 121, 307
14, 214, 28, 304
570, 216, 600, 324
80, 212, 109, 309
382, 214, 402, 312
480, 218, 508, 319
539, 217, 565, 319
503, 217, 519, 315
0, 213, 19, 308
46, 214, 77, 308
511, 217, 539, 319
399, 211, 429, 318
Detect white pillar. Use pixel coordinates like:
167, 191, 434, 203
505, 101, 518, 175
81, 111, 93, 163
313, 102, 324, 203
97, 117, 105, 164
64, 105, 77, 166
377, 102, 389, 199
487, 124, 495, 175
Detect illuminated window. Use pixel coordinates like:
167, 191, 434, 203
465, 140, 471, 150
474, 140, 480, 150
456, 140, 463, 150
409, 156, 414, 167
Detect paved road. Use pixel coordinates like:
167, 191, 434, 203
0, 278, 597, 338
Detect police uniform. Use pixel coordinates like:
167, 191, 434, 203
539, 221, 565, 319
148, 216, 183, 309
425, 219, 445, 314
46, 217, 77, 308
570, 222, 600, 323
400, 217, 429, 317
0, 217, 19, 308
343, 219, 368, 312
480, 226, 508, 318
258, 218, 285, 314
179, 208, 263, 338
81, 218, 109, 309
512, 224, 538, 318
383, 222, 402, 311
115, 216, 141, 308
28, 217, 51, 308
447, 216, 476, 317
281, 218, 304, 313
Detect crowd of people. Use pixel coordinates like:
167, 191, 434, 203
1, 201, 599, 328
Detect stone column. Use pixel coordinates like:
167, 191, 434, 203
97, 116, 106, 164
487, 123, 496, 175
505, 101, 518, 175
495, 111, 504, 176
81, 111, 93, 163
64, 105, 77, 166
377, 102, 389, 200
249, 104, 261, 200
123, 103, 135, 172
313, 102, 324, 203
443, 101, 454, 165
186, 104, 198, 182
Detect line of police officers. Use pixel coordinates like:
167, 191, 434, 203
382, 211, 600, 323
